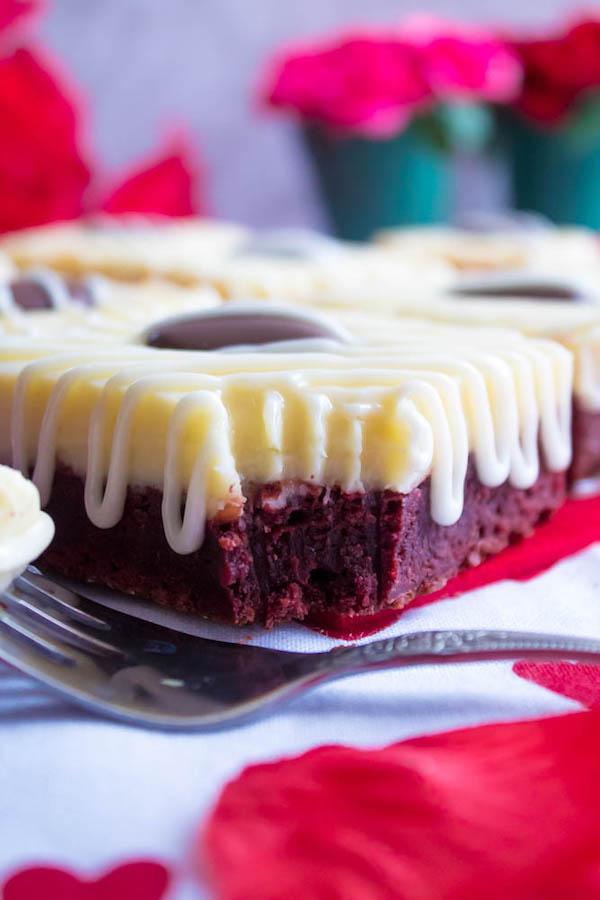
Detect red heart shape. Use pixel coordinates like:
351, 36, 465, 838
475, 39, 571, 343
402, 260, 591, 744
101, 135, 203, 218
202, 711, 600, 900
3, 860, 170, 900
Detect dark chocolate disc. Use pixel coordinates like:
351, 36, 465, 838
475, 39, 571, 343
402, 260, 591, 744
10, 275, 95, 311
145, 308, 344, 351
452, 282, 580, 302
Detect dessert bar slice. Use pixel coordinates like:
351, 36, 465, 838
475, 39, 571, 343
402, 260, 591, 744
0, 308, 571, 626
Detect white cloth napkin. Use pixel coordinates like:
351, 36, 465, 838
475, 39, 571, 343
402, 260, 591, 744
1, 545, 599, 897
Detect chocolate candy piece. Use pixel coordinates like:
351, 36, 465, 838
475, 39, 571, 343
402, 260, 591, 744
452, 282, 580, 301
11, 275, 95, 311
145, 308, 344, 351
10, 279, 53, 310
65, 279, 95, 307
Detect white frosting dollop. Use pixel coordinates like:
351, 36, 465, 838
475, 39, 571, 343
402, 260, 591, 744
0, 465, 54, 591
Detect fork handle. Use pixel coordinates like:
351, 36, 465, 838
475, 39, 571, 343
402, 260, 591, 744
321, 629, 600, 678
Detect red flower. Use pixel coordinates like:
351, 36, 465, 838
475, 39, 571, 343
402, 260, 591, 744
0, 45, 90, 232
0, 0, 42, 35
261, 21, 521, 137
399, 15, 522, 102
203, 712, 600, 900
263, 34, 431, 137
422, 36, 520, 101
513, 17, 600, 124
559, 19, 600, 92
100, 135, 205, 217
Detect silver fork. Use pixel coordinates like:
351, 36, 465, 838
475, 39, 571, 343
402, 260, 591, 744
2, 566, 600, 731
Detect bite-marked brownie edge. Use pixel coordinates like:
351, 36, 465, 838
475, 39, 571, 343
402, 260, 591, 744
39, 462, 566, 628
571, 401, 600, 482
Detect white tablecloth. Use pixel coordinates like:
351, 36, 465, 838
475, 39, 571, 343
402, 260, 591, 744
1, 545, 599, 897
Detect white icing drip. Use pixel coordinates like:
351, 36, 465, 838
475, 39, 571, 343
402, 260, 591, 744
162, 391, 237, 554
401, 378, 467, 525
261, 390, 284, 481
0, 282, 15, 314
303, 392, 332, 483
0, 465, 54, 590
221, 337, 349, 354
84, 372, 219, 530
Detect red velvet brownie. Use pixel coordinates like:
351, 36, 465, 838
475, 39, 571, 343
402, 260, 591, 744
42, 463, 564, 628
0, 303, 572, 626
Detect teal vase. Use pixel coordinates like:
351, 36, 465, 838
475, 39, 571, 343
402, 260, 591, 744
506, 115, 600, 228
303, 123, 453, 241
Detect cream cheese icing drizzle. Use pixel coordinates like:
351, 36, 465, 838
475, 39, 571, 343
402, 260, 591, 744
294, 293, 600, 412
1, 306, 573, 554
0, 464, 54, 590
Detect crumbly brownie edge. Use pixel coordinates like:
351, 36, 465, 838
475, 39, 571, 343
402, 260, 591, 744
570, 401, 600, 482
38, 462, 566, 628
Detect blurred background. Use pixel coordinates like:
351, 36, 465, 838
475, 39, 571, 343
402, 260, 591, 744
39, 0, 583, 230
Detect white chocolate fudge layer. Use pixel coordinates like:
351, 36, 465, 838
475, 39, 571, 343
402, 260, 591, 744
0, 220, 456, 299
0, 465, 54, 590
374, 225, 600, 294
193, 234, 453, 302
0, 306, 572, 555
0, 216, 250, 285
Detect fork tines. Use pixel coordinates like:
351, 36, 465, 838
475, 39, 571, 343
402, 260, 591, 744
2, 568, 123, 662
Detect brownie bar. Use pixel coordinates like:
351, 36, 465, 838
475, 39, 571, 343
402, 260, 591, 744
571, 402, 600, 482
40, 462, 566, 628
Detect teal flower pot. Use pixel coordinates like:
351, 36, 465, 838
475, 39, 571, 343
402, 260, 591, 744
303, 123, 453, 241
506, 115, 600, 228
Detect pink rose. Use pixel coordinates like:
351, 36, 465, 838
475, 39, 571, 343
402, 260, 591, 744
398, 15, 522, 102
263, 34, 431, 137
261, 20, 521, 137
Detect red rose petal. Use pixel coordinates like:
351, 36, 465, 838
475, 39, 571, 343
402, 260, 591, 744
3, 867, 83, 900
203, 711, 600, 900
0, 45, 90, 232
514, 662, 600, 709
3, 860, 170, 900
308, 492, 600, 638
101, 136, 204, 218
0, 0, 42, 34
512, 17, 600, 122
262, 35, 432, 137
